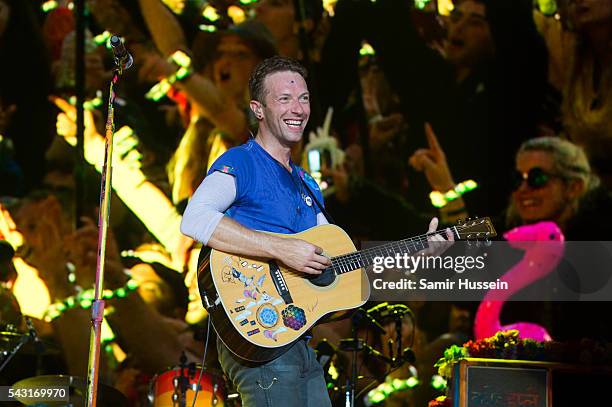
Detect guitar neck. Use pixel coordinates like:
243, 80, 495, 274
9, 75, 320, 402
330, 228, 458, 275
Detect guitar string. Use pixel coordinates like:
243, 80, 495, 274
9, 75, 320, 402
328, 222, 492, 274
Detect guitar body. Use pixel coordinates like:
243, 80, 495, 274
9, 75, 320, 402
197, 224, 370, 362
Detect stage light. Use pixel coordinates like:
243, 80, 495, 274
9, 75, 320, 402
228, 6, 246, 24
202, 5, 220, 22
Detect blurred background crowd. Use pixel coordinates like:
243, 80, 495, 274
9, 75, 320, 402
0, 0, 610, 405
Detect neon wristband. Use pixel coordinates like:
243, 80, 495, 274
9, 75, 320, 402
429, 180, 477, 208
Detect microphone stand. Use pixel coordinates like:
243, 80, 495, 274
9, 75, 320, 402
84, 61, 124, 407
0, 333, 29, 374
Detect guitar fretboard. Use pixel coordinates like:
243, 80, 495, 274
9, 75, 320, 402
329, 229, 456, 275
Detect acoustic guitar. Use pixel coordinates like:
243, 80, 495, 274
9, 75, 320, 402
197, 218, 495, 362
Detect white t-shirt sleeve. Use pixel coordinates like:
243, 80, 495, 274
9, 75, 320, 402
180, 171, 237, 244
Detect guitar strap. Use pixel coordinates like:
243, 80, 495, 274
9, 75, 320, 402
298, 172, 336, 225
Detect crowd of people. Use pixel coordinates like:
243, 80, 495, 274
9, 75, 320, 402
0, 0, 611, 405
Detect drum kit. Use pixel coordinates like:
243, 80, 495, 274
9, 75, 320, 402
148, 353, 236, 407
1, 302, 414, 407
0, 321, 239, 407
315, 302, 418, 407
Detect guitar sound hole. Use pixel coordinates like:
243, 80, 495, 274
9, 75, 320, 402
308, 268, 336, 287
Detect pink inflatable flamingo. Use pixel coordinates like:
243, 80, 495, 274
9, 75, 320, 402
474, 221, 565, 341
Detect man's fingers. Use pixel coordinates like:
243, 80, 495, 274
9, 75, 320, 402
419, 154, 437, 171
428, 217, 439, 234
446, 228, 455, 241
313, 253, 331, 266
302, 266, 322, 275
51, 96, 76, 118
425, 122, 442, 154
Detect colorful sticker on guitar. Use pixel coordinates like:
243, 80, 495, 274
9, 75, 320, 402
234, 310, 252, 321
264, 327, 288, 341
257, 293, 272, 305
282, 305, 307, 330
256, 274, 266, 287
257, 304, 280, 328
247, 328, 260, 336
244, 289, 257, 300
232, 268, 254, 286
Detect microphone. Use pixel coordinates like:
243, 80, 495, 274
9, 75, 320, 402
352, 308, 385, 334
110, 35, 133, 71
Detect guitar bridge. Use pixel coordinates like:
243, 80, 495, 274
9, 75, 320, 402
269, 261, 293, 304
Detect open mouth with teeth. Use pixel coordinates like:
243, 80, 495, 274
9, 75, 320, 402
284, 119, 303, 129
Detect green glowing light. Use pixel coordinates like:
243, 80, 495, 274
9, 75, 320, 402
537, 0, 557, 16
414, 0, 430, 9
41, 0, 58, 13
431, 374, 447, 390
359, 42, 375, 57
202, 5, 220, 22
94, 31, 112, 46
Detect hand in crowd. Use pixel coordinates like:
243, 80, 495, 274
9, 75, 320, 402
409, 123, 455, 191
63, 217, 128, 290
0, 203, 23, 250
369, 113, 405, 150
13, 196, 74, 299
13, 195, 127, 299
322, 163, 350, 203
53, 96, 101, 146
89, 0, 142, 42
136, 47, 176, 84
273, 237, 331, 275
53, 96, 142, 168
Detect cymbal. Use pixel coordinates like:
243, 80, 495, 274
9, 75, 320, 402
13, 375, 127, 406
0, 331, 60, 356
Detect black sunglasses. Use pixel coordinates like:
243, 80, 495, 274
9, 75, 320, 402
512, 167, 561, 190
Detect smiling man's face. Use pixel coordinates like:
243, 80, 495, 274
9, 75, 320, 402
256, 70, 310, 147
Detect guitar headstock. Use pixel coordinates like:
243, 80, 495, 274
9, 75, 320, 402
455, 217, 497, 240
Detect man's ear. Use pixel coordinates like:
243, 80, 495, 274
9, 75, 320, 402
250, 100, 263, 119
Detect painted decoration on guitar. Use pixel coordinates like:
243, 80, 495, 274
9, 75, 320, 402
231, 268, 254, 286
257, 304, 279, 328
282, 305, 307, 330
474, 221, 565, 341
264, 327, 288, 341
